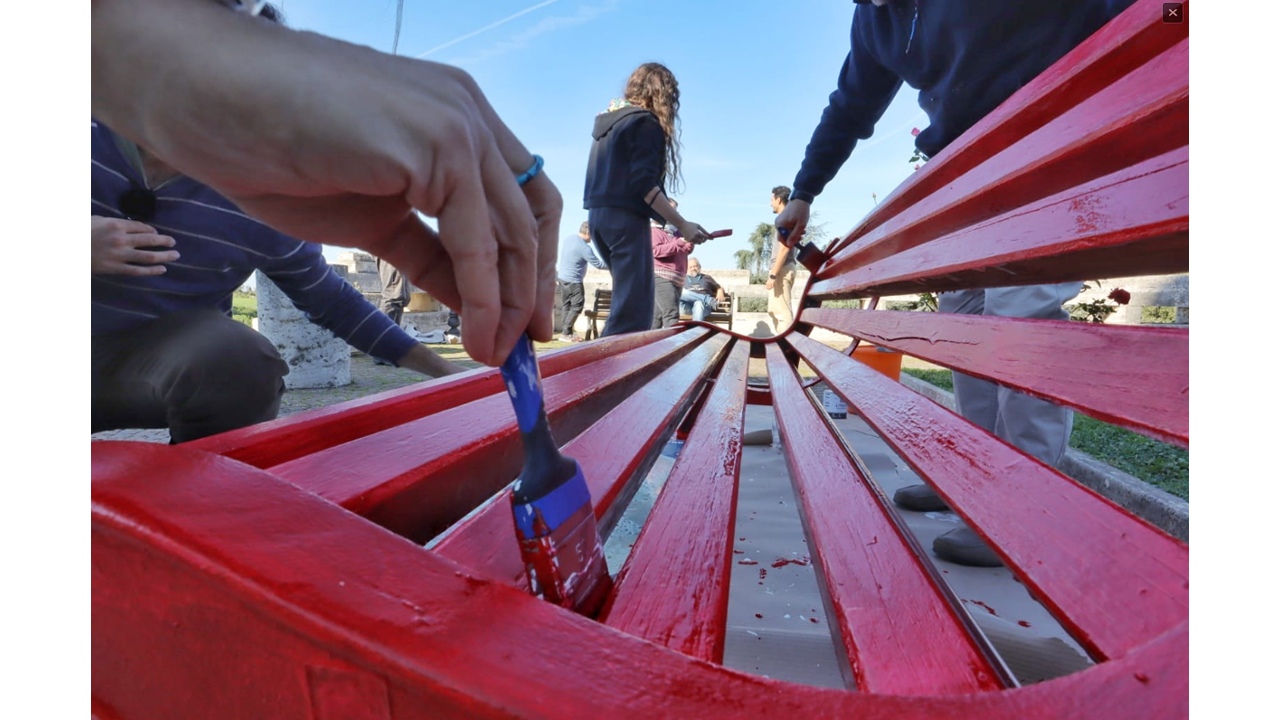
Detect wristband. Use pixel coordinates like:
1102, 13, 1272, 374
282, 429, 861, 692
516, 155, 545, 187
769, 274, 777, 280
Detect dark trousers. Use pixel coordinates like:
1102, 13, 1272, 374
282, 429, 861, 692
92, 308, 289, 443
558, 280, 586, 336
377, 257, 410, 327
652, 278, 682, 329
589, 206, 653, 337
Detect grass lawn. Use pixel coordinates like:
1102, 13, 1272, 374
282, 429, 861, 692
232, 291, 257, 326
901, 367, 1188, 500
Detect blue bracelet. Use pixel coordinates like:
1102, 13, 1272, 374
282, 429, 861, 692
516, 154, 544, 187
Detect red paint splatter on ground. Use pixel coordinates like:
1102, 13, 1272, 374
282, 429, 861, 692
963, 600, 999, 616
755, 613, 763, 619
771, 556, 812, 568
738, 558, 759, 566
739, 537, 746, 541
733, 550, 744, 555
758, 569, 767, 580
1017, 620, 1031, 628
809, 617, 819, 624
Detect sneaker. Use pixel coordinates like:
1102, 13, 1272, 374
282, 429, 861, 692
892, 483, 950, 512
932, 526, 1004, 568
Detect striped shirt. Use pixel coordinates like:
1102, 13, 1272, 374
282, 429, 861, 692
91, 121, 417, 364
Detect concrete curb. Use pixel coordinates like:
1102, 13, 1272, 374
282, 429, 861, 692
897, 373, 1189, 542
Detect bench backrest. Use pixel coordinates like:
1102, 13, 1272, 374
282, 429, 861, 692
590, 287, 612, 314
92, 2, 1188, 718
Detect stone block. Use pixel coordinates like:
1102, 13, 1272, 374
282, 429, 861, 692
255, 271, 352, 389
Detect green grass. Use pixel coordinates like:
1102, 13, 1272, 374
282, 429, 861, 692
901, 368, 1188, 500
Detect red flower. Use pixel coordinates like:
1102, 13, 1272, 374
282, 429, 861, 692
911, 127, 921, 137
914, 164, 921, 171
1108, 288, 1131, 305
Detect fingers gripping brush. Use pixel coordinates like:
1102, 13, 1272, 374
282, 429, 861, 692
499, 335, 613, 615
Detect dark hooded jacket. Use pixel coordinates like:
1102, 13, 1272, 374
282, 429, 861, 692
792, 0, 1133, 203
583, 105, 666, 221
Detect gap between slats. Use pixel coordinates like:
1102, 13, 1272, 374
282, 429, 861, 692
429, 334, 734, 588
784, 332, 1188, 661
599, 341, 751, 663
800, 308, 1188, 448
765, 344, 1010, 695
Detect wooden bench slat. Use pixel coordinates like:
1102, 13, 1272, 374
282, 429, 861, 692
785, 332, 1188, 661
818, 38, 1187, 281
187, 329, 679, 468
93, 441, 1189, 720
810, 147, 1188, 299
825, 0, 1186, 260
800, 308, 1188, 447
429, 334, 734, 585
764, 344, 1008, 694
599, 341, 750, 663
270, 329, 713, 542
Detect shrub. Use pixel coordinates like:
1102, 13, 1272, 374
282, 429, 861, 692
738, 296, 768, 313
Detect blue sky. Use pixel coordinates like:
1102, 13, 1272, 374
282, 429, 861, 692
282, 0, 926, 271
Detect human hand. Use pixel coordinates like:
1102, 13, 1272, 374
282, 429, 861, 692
774, 199, 810, 248
92, 0, 556, 365
765, 278, 775, 291
678, 221, 711, 244
91, 216, 178, 276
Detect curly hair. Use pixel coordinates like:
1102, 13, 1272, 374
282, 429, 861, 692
624, 62, 682, 194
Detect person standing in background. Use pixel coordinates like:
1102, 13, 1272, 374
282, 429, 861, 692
583, 62, 710, 336
556, 221, 607, 342
766, 186, 798, 333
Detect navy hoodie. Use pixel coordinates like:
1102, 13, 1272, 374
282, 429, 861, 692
792, 0, 1134, 203
583, 105, 666, 220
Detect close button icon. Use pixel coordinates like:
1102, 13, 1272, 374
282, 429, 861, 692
1163, 3, 1183, 23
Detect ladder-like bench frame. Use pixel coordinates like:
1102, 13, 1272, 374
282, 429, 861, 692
92, 2, 1189, 717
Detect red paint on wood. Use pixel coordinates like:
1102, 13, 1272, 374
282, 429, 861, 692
819, 39, 1188, 281
786, 333, 1188, 661
188, 329, 680, 468
767, 345, 1006, 695
93, 441, 1188, 719
823, 0, 1186, 261
270, 329, 711, 542
800, 308, 1189, 447
431, 334, 733, 586
810, 147, 1188, 299
600, 341, 750, 663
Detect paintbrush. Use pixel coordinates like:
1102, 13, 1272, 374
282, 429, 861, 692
499, 334, 612, 615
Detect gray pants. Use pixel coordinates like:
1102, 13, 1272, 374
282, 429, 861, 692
937, 282, 1081, 467
377, 257, 410, 327
558, 280, 585, 336
589, 206, 654, 337
652, 278, 682, 329
92, 308, 289, 443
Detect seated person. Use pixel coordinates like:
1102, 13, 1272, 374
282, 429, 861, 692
680, 258, 725, 323
91, 119, 463, 443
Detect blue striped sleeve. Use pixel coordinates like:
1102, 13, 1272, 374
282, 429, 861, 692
260, 242, 418, 364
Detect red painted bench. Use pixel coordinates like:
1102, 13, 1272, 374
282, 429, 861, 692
91, 2, 1188, 717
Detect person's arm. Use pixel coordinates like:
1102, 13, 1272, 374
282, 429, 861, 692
581, 241, 607, 270
650, 227, 694, 259
396, 344, 467, 376
92, 0, 558, 366
777, 11, 901, 244
263, 242, 463, 376
623, 117, 709, 243
765, 239, 789, 290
